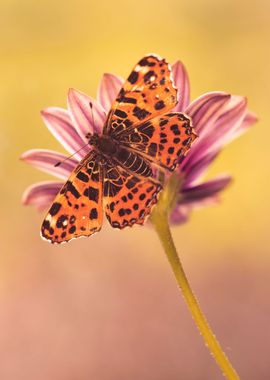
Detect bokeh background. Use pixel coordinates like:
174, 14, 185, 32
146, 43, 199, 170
0, 0, 269, 379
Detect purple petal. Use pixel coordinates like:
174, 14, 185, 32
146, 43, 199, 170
21, 149, 77, 180
185, 92, 231, 135
181, 95, 247, 184
181, 175, 232, 203
182, 150, 220, 187
223, 111, 257, 143
171, 61, 190, 112
67, 88, 106, 143
170, 175, 231, 225
208, 96, 247, 148
22, 181, 63, 211
241, 111, 258, 129
97, 73, 124, 113
191, 96, 247, 160
41, 107, 89, 160
169, 205, 191, 225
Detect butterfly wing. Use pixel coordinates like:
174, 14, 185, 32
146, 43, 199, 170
103, 161, 162, 228
102, 54, 197, 172
103, 54, 177, 136
41, 151, 103, 244
119, 112, 197, 171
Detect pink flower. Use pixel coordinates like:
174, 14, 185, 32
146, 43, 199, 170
169, 62, 257, 223
21, 62, 256, 223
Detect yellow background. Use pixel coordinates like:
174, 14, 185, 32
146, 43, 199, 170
0, 0, 269, 379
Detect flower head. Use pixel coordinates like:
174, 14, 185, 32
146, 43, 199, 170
21, 61, 256, 224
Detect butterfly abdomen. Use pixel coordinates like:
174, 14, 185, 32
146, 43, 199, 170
115, 146, 152, 177
91, 134, 152, 177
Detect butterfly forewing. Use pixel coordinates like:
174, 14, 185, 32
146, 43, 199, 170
103, 162, 162, 228
103, 55, 177, 136
41, 151, 103, 244
119, 112, 197, 171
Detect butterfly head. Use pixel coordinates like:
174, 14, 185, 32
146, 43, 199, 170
88, 133, 118, 156
87, 132, 99, 147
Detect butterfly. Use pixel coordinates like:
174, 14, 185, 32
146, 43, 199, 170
41, 55, 197, 243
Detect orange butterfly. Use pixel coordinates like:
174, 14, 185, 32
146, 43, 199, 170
41, 55, 197, 243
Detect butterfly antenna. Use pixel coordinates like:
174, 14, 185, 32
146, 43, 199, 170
55, 102, 97, 168
54, 143, 89, 167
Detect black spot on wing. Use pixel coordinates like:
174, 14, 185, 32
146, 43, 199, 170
114, 109, 128, 119
128, 71, 139, 84
138, 58, 149, 66
76, 171, 89, 183
183, 137, 192, 146
42, 220, 50, 230
149, 143, 158, 156
69, 226, 76, 234
118, 208, 125, 217
84, 187, 99, 202
90, 208, 98, 220
61, 181, 81, 199
49, 202, 61, 216
170, 124, 181, 135
56, 215, 68, 228
120, 96, 137, 104
159, 119, 168, 126
133, 106, 150, 121
70, 215, 76, 224
154, 100, 165, 110
126, 176, 140, 189
139, 193, 146, 201
144, 70, 156, 84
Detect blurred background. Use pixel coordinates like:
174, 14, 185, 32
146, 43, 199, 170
0, 0, 269, 379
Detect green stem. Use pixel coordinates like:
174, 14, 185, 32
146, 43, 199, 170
151, 176, 240, 380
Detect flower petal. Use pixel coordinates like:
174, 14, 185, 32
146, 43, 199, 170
171, 61, 190, 112
181, 95, 247, 184
21, 149, 77, 180
241, 111, 258, 129
209, 96, 247, 148
223, 111, 257, 144
181, 175, 232, 203
41, 107, 89, 160
97, 73, 124, 113
185, 92, 231, 135
22, 181, 63, 211
169, 204, 191, 225
182, 150, 220, 187
67, 88, 106, 143
170, 175, 231, 225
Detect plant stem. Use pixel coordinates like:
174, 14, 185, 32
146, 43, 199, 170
151, 212, 240, 379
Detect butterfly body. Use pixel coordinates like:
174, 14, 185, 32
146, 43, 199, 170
41, 55, 197, 243
88, 133, 117, 156
88, 133, 152, 177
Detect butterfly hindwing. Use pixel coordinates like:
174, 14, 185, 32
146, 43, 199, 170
103, 162, 162, 228
41, 151, 103, 244
104, 55, 177, 136
118, 112, 197, 171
